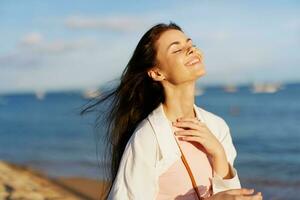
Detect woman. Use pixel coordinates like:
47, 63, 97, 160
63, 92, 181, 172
81, 22, 263, 200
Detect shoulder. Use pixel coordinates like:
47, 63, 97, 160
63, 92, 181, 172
197, 106, 238, 164
124, 118, 158, 166
129, 118, 157, 146
197, 106, 228, 127
108, 118, 159, 199
196, 106, 230, 141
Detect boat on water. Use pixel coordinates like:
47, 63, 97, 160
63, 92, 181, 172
223, 84, 238, 93
250, 82, 283, 94
82, 88, 101, 99
35, 90, 46, 100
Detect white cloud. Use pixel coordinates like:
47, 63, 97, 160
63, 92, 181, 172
18, 31, 98, 54
0, 35, 98, 70
20, 32, 43, 46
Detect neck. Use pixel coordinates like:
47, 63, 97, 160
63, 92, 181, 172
162, 81, 197, 122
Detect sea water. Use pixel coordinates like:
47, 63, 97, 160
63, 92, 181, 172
0, 82, 299, 199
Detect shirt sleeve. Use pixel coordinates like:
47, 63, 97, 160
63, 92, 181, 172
107, 125, 158, 200
211, 119, 242, 195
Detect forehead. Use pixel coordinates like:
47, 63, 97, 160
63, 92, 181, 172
156, 29, 188, 49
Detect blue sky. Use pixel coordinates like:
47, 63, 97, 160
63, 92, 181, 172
0, 0, 299, 94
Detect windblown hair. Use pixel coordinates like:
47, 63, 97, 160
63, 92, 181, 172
80, 21, 183, 199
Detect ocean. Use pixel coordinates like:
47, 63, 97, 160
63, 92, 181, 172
0, 82, 299, 199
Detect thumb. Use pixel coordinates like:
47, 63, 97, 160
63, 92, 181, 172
225, 188, 254, 195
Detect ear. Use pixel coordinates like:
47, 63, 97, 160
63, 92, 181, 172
147, 67, 166, 81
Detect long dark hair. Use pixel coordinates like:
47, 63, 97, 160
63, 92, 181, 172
80, 21, 183, 199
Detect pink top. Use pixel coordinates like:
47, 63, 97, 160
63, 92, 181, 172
156, 121, 213, 200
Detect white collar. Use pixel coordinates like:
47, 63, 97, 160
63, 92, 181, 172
147, 102, 205, 163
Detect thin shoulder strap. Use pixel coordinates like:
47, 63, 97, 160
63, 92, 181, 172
174, 136, 203, 200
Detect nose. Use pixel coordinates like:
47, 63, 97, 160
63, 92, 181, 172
186, 45, 194, 55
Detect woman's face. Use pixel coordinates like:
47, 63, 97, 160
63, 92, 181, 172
150, 29, 205, 84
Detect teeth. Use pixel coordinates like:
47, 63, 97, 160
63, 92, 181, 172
187, 58, 200, 65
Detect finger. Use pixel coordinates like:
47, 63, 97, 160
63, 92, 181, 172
247, 192, 263, 200
174, 130, 202, 137
172, 126, 186, 131
235, 195, 262, 200
238, 193, 263, 200
174, 129, 208, 138
173, 121, 201, 130
177, 117, 204, 125
253, 192, 262, 196
243, 191, 262, 197
225, 188, 254, 195
178, 136, 203, 143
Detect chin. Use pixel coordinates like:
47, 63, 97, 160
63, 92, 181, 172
195, 67, 206, 78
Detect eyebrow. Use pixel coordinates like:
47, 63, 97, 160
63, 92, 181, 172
167, 38, 192, 51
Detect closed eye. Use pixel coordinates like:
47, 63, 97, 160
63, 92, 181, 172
173, 48, 182, 53
172, 44, 196, 54
173, 49, 182, 53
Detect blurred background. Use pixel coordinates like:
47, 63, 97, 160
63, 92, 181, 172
0, 0, 300, 199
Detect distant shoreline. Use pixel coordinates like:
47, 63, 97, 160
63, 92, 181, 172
1, 80, 299, 96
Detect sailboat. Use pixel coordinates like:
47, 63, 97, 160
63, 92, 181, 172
223, 84, 238, 93
251, 82, 283, 93
82, 88, 101, 99
35, 90, 46, 100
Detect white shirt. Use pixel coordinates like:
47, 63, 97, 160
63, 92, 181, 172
108, 102, 241, 200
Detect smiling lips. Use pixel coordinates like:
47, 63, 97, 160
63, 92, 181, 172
185, 55, 202, 66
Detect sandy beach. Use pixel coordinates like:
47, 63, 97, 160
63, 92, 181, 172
0, 160, 108, 200
54, 177, 108, 200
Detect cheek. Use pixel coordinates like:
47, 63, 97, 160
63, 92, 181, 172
165, 56, 192, 83
167, 55, 186, 70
